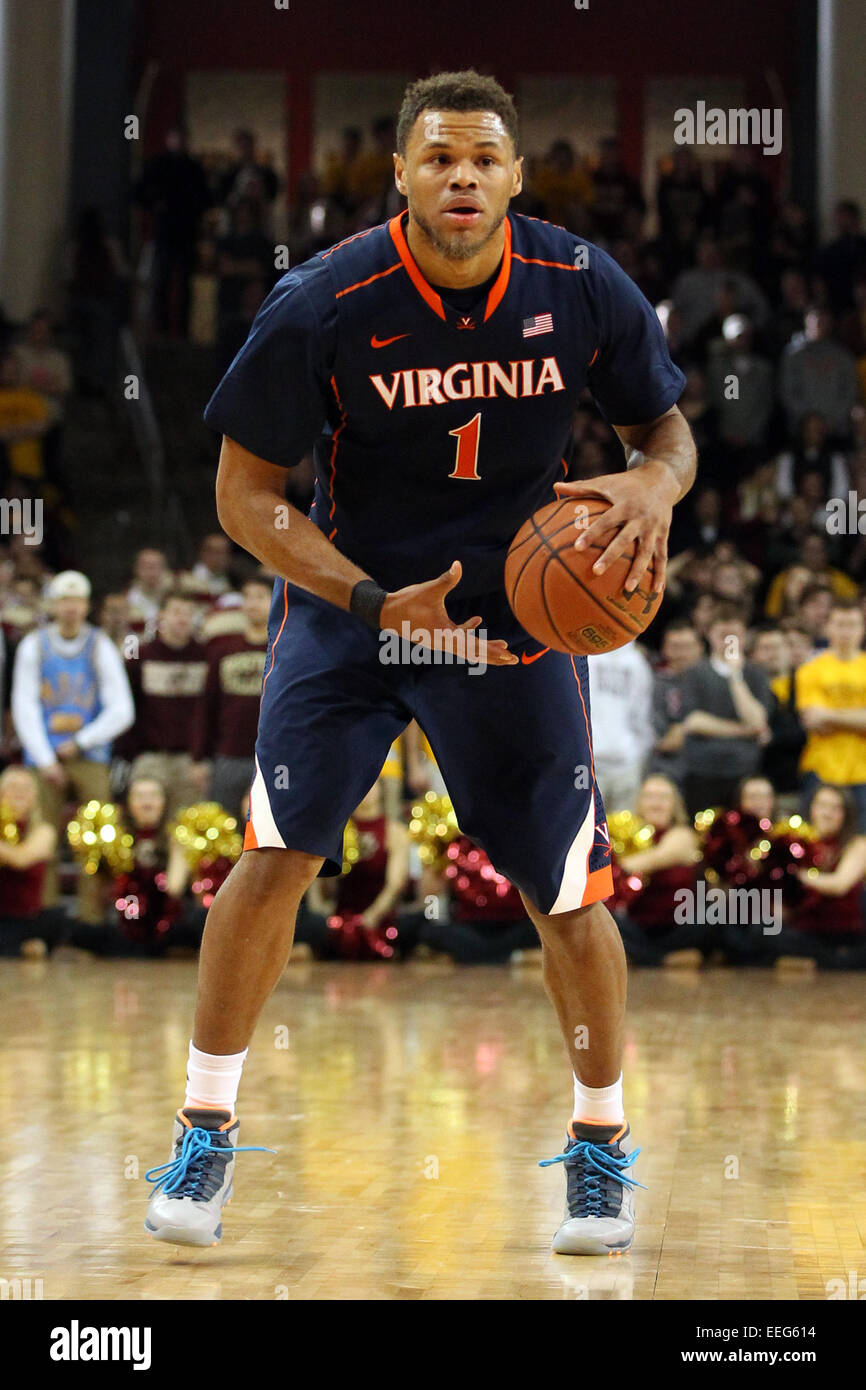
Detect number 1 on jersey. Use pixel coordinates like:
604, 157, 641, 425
448, 412, 482, 480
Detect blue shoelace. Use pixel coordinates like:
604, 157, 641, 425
145, 1126, 277, 1200
539, 1138, 647, 1218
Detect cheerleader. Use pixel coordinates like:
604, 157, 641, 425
0, 765, 67, 956
777, 784, 866, 968
297, 775, 410, 960
70, 776, 203, 955
613, 775, 705, 966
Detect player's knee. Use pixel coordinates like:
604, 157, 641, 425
226, 847, 325, 905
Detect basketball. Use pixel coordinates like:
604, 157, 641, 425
504, 496, 665, 655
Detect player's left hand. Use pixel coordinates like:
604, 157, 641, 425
554, 459, 680, 594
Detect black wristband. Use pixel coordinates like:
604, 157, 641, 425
350, 578, 387, 631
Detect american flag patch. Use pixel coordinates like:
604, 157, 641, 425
522, 312, 553, 338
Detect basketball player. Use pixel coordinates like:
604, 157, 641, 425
144, 71, 696, 1256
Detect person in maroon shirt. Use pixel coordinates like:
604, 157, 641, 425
0, 765, 67, 955
612, 774, 704, 966
189, 575, 271, 815
69, 774, 204, 957
120, 591, 208, 812
297, 776, 410, 960
776, 784, 866, 968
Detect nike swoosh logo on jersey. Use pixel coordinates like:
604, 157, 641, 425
370, 332, 411, 348
520, 647, 549, 664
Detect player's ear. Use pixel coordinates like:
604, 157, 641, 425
393, 152, 407, 197
512, 155, 523, 198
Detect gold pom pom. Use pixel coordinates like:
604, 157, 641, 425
170, 803, 242, 870
770, 816, 816, 841
340, 817, 360, 876
0, 805, 20, 845
607, 810, 654, 859
407, 791, 460, 869
67, 800, 134, 874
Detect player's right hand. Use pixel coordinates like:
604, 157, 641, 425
380, 561, 518, 667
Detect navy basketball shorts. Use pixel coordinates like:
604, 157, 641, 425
245, 580, 612, 915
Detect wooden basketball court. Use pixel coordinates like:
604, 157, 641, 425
1, 956, 862, 1301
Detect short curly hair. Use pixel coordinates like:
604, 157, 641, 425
396, 69, 518, 155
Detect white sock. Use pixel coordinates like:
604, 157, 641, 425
573, 1072, 624, 1126
185, 1041, 248, 1112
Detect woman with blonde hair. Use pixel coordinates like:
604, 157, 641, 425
611, 774, 705, 966
0, 764, 66, 955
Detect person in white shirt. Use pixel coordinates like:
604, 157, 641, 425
587, 643, 656, 814
11, 570, 134, 919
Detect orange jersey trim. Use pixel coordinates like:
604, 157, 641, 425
261, 582, 289, 698
335, 261, 402, 299
388, 213, 446, 319
321, 224, 381, 259
482, 216, 512, 321
512, 253, 581, 272
579, 862, 614, 907
327, 374, 348, 539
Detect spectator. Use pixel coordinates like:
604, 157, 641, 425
215, 198, 275, 367
178, 533, 234, 607
12, 307, 69, 402
0, 765, 66, 956
778, 307, 859, 441
531, 140, 593, 232
796, 601, 866, 829
611, 774, 704, 967
69, 774, 202, 957
190, 574, 271, 814
673, 232, 768, 346
705, 313, 775, 467
765, 534, 857, 618
10, 570, 134, 919
678, 605, 775, 816
135, 126, 211, 339
219, 128, 279, 231
120, 591, 209, 813
587, 642, 655, 812
0, 349, 52, 486
795, 583, 837, 650
656, 148, 711, 274
298, 776, 410, 961
322, 126, 364, 221
775, 411, 849, 505
766, 268, 810, 358
815, 199, 866, 313
772, 784, 866, 969
589, 137, 645, 243
125, 548, 173, 637
98, 593, 133, 651
750, 624, 806, 811
649, 620, 704, 784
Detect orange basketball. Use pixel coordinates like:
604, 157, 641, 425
504, 496, 664, 655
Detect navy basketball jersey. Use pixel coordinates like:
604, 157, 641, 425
204, 210, 685, 600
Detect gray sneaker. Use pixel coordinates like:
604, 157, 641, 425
540, 1119, 644, 1255
144, 1107, 274, 1247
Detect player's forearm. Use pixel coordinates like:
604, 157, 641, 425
622, 406, 697, 503
217, 483, 374, 613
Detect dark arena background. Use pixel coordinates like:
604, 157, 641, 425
1, 0, 865, 1355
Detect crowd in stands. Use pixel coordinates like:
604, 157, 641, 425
2, 118, 866, 967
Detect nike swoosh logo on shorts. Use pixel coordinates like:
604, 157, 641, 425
520, 648, 550, 664
370, 332, 411, 348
